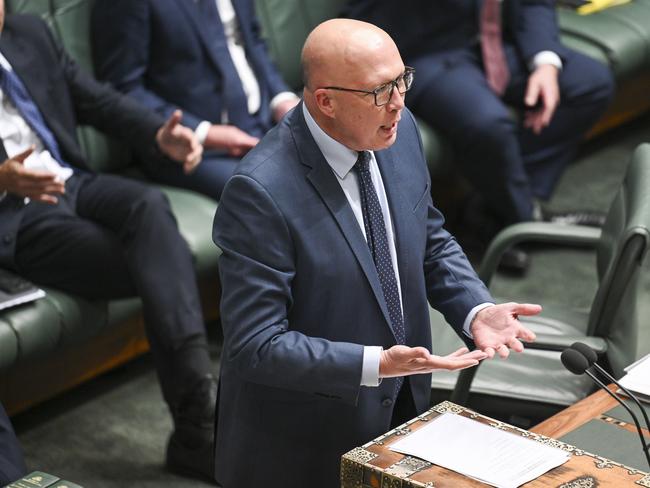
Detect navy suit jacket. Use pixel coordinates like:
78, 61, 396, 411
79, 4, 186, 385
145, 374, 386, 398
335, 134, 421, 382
345, 0, 569, 76
0, 15, 163, 269
212, 103, 493, 487
92, 0, 290, 133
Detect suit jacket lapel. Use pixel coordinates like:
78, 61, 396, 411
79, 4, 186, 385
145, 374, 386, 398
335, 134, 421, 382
174, 0, 227, 75
375, 147, 410, 308
289, 107, 395, 335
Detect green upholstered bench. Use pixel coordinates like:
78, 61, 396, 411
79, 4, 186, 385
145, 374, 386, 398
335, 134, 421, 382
557, 1, 650, 134
0, 0, 221, 414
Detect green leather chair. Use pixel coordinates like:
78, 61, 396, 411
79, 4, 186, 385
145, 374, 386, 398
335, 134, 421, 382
429, 143, 650, 423
0, 0, 221, 414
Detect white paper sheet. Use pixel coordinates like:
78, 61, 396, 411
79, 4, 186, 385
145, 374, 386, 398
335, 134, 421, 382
619, 354, 650, 402
389, 413, 570, 488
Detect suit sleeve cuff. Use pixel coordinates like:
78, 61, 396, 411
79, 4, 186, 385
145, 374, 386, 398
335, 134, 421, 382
462, 303, 495, 339
194, 121, 212, 145
530, 51, 563, 72
270, 91, 300, 111
361, 346, 383, 387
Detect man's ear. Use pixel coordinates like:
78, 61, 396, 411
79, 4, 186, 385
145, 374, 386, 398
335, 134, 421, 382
313, 88, 336, 119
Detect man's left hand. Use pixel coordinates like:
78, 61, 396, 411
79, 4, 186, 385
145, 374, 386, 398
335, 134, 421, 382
273, 98, 300, 123
523, 64, 560, 135
156, 110, 204, 173
471, 302, 541, 358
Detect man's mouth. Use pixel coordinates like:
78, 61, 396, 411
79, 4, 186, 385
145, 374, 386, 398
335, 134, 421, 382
380, 120, 399, 135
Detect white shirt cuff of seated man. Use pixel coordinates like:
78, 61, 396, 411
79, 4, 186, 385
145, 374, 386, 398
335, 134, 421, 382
270, 91, 300, 111
530, 51, 563, 72
194, 120, 212, 145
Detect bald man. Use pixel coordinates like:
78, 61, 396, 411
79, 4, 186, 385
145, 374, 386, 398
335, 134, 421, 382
212, 19, 540, 487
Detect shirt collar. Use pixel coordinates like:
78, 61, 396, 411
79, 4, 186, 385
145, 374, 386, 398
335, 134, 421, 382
302, 102, 360, 179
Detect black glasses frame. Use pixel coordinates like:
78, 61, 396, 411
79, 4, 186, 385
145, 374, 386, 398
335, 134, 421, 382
321, 67, 415, 107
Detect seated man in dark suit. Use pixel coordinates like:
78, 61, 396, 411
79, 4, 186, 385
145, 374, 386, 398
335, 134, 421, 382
0, 401, 26, 485
212, 18, 540, 487
345, 0, 615, 271
91, 0, 300, 200
0, 4, 215, 480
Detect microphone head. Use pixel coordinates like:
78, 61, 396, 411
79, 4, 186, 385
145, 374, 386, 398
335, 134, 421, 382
571, 342, 598, 366
561, 348, 590, 375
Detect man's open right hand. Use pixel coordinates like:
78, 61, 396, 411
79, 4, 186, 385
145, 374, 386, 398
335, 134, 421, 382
0, 147, 65, 204
379, 345, 488, 378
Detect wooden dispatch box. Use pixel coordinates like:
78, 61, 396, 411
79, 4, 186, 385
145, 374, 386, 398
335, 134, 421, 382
341, 401, 650, 487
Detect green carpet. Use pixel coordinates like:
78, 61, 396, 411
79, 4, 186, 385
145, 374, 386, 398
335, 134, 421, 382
10, 113, 650, 487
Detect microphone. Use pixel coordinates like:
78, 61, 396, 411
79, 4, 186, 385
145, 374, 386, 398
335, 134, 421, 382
561, 348, 650, 469
571, 341, 650, 436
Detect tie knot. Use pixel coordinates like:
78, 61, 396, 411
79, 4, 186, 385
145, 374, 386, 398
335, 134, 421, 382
355, 151, 371, 174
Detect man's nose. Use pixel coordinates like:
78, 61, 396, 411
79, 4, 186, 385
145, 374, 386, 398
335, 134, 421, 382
386, 86, 405, 111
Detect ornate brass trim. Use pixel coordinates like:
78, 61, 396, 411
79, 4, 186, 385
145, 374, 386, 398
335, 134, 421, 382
385, 456, 433, 478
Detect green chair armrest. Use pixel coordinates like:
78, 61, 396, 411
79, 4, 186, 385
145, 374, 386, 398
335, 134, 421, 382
479, 222, 602, 285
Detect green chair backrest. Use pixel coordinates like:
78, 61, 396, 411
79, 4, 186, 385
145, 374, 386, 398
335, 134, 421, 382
255, 0, 347, 90
588, 143, 650, 376
6, 0, 132, 173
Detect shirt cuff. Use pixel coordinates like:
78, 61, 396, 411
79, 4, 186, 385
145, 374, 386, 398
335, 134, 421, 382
194, 120, 212, 145
270, 91, 300, 111
361, 346, 383, 387
530, 51, 563, 72
462, 302, 495, 339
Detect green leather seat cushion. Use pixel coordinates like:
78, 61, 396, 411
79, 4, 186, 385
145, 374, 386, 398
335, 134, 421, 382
558, 5, 650, 79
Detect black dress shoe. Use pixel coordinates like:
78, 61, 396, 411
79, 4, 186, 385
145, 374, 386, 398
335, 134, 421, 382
541, 209, 606, 228
166, 374, 218, 482
497, 246, 530, 274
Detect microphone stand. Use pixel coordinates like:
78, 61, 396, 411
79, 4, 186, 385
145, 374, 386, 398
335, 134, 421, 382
590, 362, 650, 436
585, 369, 650, 469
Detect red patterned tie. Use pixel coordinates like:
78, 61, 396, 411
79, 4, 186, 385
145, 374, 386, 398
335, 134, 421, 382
480, 0, 510, 95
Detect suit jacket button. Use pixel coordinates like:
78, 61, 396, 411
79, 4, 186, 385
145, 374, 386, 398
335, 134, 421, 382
381, 398, 393, 407
2, 234, 12, 244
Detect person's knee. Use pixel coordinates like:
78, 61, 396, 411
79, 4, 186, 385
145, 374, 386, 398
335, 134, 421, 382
131, 186, 175, 222
562, 54, 616, 104
461, 111, 517, 153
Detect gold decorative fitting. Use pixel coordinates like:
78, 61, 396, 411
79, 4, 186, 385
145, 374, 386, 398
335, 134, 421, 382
558, 476, 596, 488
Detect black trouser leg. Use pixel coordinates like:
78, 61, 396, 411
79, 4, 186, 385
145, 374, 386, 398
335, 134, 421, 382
15, 173, 212, 407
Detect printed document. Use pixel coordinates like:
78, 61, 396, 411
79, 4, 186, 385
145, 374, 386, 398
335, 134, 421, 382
390, 412, 570, 488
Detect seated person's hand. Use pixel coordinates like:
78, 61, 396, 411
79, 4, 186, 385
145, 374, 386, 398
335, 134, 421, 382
471, 302, 540, 358
272, 97, 300, 123
204, 124, 260, 157
523, 64, 560, 135
379, 345, 488, 378
0, 146, 65, 204
156, 110, 204, 173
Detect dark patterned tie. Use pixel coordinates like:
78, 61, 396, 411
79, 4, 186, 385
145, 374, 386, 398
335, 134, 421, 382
480, 0, 510, 95
355, 151, 405, 395
0, 64, 70, 167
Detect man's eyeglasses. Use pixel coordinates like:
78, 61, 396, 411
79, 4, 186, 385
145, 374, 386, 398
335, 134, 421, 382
321, 67, 415, 107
